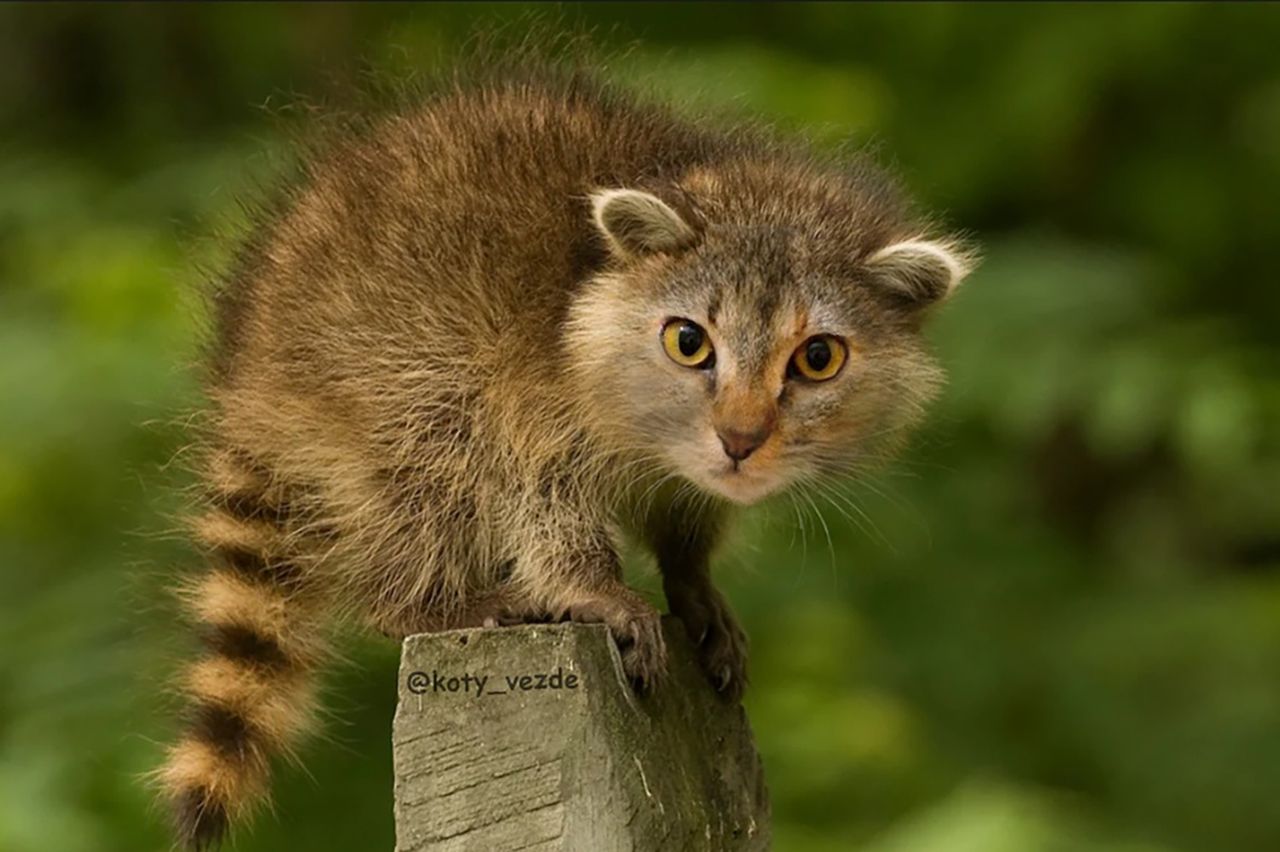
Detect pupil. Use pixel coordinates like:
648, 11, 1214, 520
806, 339, 831, 370
678, 325, 702, 357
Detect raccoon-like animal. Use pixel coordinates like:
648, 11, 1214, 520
157, 63, 974, 848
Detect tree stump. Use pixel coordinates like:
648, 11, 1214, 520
393, 617, 771, 851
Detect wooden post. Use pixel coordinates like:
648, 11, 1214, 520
393, 617, 771, 851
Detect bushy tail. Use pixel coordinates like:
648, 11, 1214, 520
158, 454, 327, 849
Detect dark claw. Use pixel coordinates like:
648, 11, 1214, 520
562, 590, 667, 695
667, 582, 749, 700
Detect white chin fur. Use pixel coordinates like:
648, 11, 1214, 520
696, 470, 781, 506
665, 445, 784, 505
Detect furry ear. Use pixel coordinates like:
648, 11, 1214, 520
864, 237, 976, 306
590, 188, 698, 258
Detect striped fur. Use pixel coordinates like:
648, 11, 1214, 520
159, 454, 324, 849
159, 52, 972, 848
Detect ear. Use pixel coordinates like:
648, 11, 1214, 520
589, 188, 699, 258
864, 237, 976, 306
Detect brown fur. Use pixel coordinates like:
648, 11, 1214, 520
159, 56, 974, 848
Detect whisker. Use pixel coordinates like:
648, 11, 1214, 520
797, 485, 837, 578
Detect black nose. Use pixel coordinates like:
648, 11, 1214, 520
718, 428, 768, 462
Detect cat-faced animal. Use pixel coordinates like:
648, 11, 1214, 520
157, 68, 973, 850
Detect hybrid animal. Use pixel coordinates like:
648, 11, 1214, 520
158, 65, 974, 848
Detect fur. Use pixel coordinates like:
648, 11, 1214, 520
158, 57, 973, 849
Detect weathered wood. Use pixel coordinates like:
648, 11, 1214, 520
393, 617, 770, 851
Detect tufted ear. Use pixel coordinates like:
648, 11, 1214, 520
589, 188, 699, 258
864, 237, 976, 307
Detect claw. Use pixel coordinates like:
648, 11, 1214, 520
668, 582, 749, 699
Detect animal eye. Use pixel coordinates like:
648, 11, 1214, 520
661, 319, 715, 368
790, 335, 847, 382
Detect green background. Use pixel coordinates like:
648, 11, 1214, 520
2, 4, 1279, 850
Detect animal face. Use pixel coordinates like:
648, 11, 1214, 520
567, 171, 973, 506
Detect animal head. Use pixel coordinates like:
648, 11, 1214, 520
566, 158, 975, 505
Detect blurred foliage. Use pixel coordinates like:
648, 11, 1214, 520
1, 3, 1279, 851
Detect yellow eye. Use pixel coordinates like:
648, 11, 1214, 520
790, 335, 847, 381
661, 319, 714, 368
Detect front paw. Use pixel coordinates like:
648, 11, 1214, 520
563, 589, 668, 694
667, 583, 749, 701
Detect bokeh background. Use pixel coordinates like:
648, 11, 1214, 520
2, 3, 1279, 851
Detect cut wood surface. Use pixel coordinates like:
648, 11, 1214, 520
393, 617, 771, 851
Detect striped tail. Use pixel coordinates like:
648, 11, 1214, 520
158, 453, 326, 849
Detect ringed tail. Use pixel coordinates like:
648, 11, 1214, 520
157, 451, 326, 849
